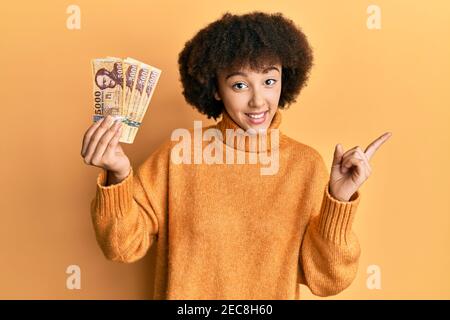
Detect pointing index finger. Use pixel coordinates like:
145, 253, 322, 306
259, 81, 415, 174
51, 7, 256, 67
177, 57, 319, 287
364, 132, 392, 161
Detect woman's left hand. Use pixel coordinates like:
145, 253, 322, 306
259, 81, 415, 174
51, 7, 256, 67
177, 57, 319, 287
329, 132, 392, 201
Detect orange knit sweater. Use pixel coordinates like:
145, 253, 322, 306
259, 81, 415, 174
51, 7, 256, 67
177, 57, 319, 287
90, 109, 361, 299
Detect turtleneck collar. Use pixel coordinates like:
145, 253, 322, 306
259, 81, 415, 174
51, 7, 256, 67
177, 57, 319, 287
215, 109, 283, 153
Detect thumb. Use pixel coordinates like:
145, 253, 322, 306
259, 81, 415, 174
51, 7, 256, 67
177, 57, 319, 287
332, 143, 344, 167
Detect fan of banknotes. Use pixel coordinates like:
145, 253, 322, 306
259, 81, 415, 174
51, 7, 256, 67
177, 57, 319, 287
91, 57, 162, 144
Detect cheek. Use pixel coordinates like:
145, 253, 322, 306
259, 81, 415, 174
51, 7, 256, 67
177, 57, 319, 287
223, 91, 248, 111
270, 86, 282, 101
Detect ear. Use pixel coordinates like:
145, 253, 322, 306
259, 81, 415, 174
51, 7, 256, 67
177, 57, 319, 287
214, 91, 221, 101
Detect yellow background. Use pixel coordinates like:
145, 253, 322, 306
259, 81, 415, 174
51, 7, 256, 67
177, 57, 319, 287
1, 0, 449, 299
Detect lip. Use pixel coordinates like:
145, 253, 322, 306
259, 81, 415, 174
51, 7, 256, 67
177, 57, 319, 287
244, 110, 268, 125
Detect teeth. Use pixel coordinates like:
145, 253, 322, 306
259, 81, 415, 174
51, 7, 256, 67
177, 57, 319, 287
247, 112, 266, 119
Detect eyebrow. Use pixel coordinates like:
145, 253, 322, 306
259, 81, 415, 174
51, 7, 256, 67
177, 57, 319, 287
225, 66, 280, 80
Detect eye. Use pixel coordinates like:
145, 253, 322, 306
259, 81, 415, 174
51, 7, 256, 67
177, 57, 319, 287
232, 82, 248, 90
265, 79, 277, 86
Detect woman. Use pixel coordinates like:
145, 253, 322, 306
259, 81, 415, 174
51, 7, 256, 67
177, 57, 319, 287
81, 11, 391, 299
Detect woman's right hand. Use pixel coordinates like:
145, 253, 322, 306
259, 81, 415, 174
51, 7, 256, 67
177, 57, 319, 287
81, 115, 131, 183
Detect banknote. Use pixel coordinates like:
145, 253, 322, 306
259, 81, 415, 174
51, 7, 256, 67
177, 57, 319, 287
122, 58, 139, 120
91, 57, 161, 143
91, 58, 124, 122
121, 58, 151, 143
126, 65, 162, 143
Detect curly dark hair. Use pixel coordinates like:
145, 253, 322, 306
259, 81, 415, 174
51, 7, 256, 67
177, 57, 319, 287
178, 11, 314, 121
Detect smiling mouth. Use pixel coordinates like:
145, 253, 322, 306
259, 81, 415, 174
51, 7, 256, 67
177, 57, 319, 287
244, 110, 269, 124
245, 110, 268, 119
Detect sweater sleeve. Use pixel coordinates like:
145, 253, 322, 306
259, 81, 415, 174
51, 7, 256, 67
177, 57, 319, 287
298, 152, 362, 297
90, 140, 170, 263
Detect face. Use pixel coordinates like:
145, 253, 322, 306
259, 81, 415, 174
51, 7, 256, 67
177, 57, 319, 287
95, 72, 116, 90
215, 63, 282, 132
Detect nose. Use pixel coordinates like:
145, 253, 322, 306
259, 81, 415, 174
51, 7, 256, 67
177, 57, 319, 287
248, 89, 266, 109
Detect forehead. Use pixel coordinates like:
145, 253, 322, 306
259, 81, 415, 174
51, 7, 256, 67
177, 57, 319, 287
220, 63, 281, 80
97, 73, 112, 80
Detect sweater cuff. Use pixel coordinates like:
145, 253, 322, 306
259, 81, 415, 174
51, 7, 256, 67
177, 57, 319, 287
317, 183, 361, 245
94, 167, 134, 219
